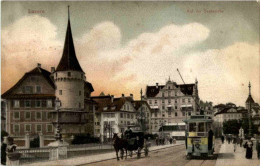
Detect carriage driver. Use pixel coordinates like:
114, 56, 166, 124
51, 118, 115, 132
125, 126, 133, 139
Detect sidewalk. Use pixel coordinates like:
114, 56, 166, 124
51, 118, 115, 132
24, 141, 184, 166
215, 142, 260, 166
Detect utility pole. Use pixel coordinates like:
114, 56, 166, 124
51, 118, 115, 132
248, 82, 252, 137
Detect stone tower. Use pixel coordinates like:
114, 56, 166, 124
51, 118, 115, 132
55, 6, 85, 110
52, 7, 90, 136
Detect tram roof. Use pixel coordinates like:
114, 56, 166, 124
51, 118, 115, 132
183, 115, 213, 123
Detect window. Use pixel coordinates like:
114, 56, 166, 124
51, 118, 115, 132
168, 91, 171, 96
175, 112, 178, 117
188, 98, 191, 103
25, 124, 31, 132
168, 107, 171, 111
182, 112, 185, 116
36, 112, 42, 120
175, 99, 177, 103
155, 113, 157, 117
36, 100, 41, 108
162, 106, 165, 110
162, 114, 165, 117
59, 90, 62, 95
127, 114, 130, 118
13, 112, 20, 120
155, 100, 157, 105
111, 113, 115, 117
168, 111, 171, 115
120, 113, 123, 118
68, 72, 71, 77
25, 100, 31, 108
13, 124, 20, 133
79, 103, 81, 108
188, 112, 191, 116
46, 112, 52, 119
162, 93, 164, 97
149, 100, 152, 104
175, 106, 178, 110
36, 86, 41, 93
175, 92, 177, 96
24, 86, 33, 94
168, 99, 171, 104
182, 99, 185, 103
47, 100, 52, 108
79, 91, 81, 96
25, 112, 31, 120
47, 124, 53, 132
162, 100, 165, 104
36, 124, 42, 132
14, 100, 20, 108
168, 86, 170, 90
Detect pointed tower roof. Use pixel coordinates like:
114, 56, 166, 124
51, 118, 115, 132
246, 82, 255, 103
56, 6, 83, 72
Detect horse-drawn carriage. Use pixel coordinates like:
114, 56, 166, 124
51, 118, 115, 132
113, 129, 150, 160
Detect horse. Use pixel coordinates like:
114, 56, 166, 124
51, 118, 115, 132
112, 133, 128, 160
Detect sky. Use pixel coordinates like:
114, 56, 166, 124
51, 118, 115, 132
1, 1, 259, 106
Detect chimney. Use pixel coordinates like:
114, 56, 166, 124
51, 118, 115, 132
51, 67, 55, 73
122, 94, 125, 98
37, 63, 41, 68
156, 83, 159, 89
111, 95, 114, 103
130, 94, 133, 99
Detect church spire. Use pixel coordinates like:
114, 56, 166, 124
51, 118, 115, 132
56, 6, 83, 72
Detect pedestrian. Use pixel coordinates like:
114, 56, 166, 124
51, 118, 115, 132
240, 138, 243, 147
221, 135, 225, 144
169, 137, 173, 144
155, 137, 158, 146
228, 136, 231, 144
256, 140, 260, 159
233, 136, 237, 152
244, 137, 253, 159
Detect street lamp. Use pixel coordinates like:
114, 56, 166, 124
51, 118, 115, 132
248, 82, 252, 137
55, 98, 62, 141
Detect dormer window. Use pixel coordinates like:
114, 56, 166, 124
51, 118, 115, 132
68, 72, 71, 77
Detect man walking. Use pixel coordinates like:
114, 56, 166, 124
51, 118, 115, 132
221, 135, 225, 144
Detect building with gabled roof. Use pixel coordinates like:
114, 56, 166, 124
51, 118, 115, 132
143, 79, 199, 134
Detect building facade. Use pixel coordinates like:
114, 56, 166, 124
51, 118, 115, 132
143, 79, 199, 134
2, 65, 56, 146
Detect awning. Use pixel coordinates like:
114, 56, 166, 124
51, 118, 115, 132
151, 106, 159, 109
167, 105, 172, 107
181, 104, 193, 108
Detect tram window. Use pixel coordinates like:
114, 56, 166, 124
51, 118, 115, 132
198, 122, 205, 132
189, 123, 196, 132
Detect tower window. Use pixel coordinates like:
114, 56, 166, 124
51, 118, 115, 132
68, 72, 71, 77
59, 90, 62, 95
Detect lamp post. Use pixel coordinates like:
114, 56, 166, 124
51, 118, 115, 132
55, 98, 62, 141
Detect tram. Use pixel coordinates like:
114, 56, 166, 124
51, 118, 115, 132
183, 115, 214, 159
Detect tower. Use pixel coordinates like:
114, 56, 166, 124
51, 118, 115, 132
52, 6, 87, 136
55, 6, 85, 110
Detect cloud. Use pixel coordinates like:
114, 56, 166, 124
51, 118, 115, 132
2, 15, 62, 93
2, 16, 258, 106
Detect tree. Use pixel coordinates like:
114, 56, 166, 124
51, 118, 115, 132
223, 120, 241, 135
241, 118, 258, 136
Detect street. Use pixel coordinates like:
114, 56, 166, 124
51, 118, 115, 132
83, 140, 221, 166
